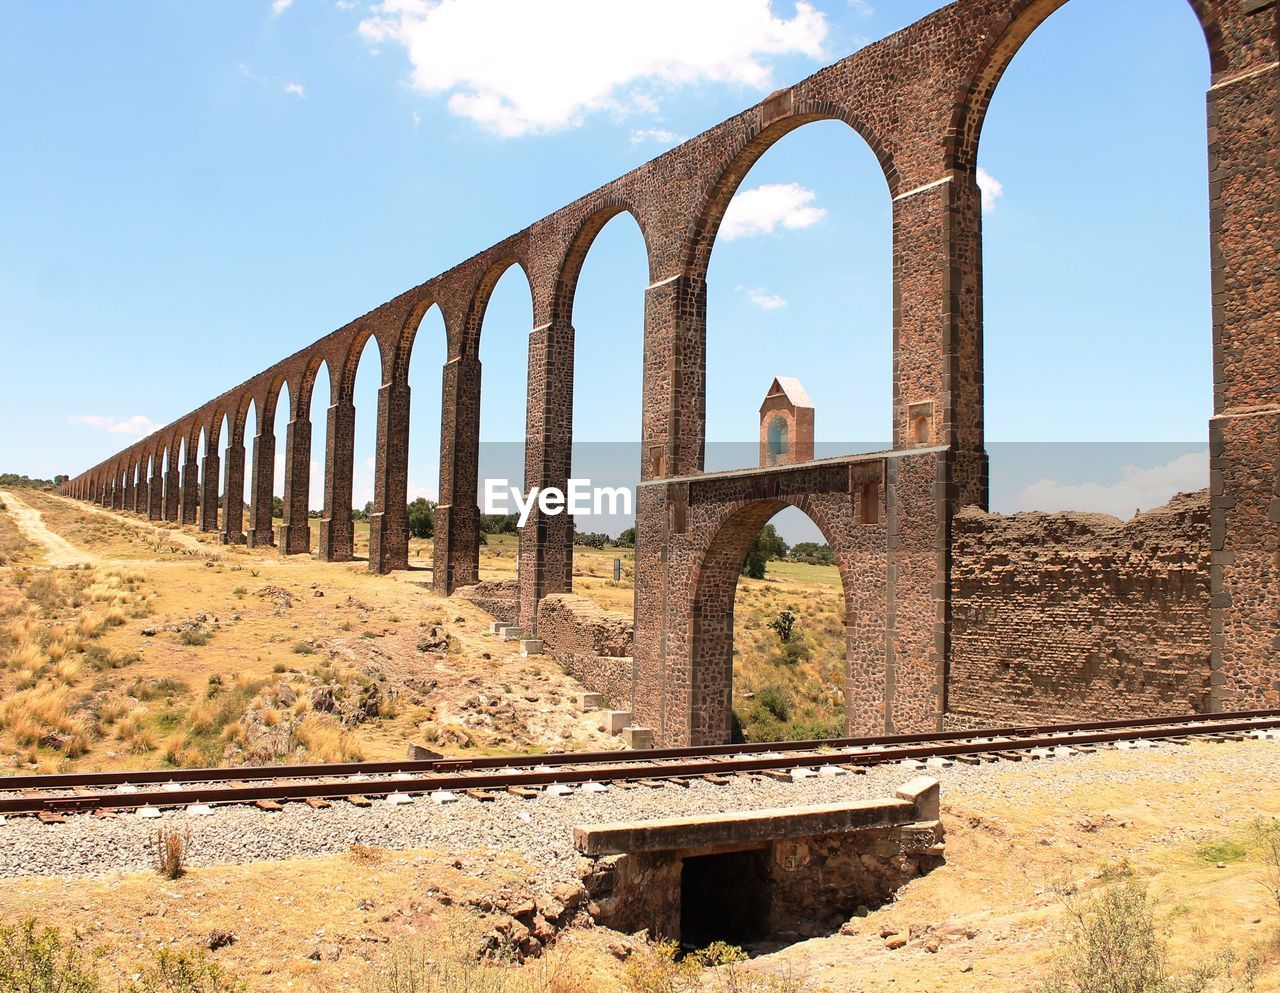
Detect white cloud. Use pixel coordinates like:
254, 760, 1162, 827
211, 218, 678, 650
68, 414, 161, 437
629, 127, 683, 147
720, 182, 826, 240
283, 81, 306, 97
977, 167, 1003, 212
358, 0, 829, 137
336, 0, 357, 8
738, 285, 788, 310
272, 0, 294, 14
848, 0, 874, 15
1015, 450, 1208, 519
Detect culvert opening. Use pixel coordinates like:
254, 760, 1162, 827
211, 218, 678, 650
679, 848, 771, 948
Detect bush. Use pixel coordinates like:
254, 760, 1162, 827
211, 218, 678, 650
149, 826, 193, 880
756, 686, 790, 723
180, 629, 209, 647
1039, 880, 1257, 993
0, 918, 101, 992
768, 610, 797, 643
572, 531, 608, 549
126, 948, 243, 993
614, 527, 636, 548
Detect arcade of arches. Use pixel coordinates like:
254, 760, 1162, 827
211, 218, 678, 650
64, 0, 1279, 746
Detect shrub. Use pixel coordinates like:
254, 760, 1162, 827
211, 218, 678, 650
126, 948, 243, 993
1038, 880, 1257, 993
0, 918, 101, 993
180, 629, 209, 647
756, 686, 790, 723
768, 610, 797, 643
148, 826, 193, 880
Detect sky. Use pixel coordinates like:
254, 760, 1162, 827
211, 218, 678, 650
0, 0, 1215, 536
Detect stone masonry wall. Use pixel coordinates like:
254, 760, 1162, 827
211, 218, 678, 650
947, 490, 1212, 725
535, 594, 635, 710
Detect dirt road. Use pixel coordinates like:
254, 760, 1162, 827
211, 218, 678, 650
0, 489, 98, 566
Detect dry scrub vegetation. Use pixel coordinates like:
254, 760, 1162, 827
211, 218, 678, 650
0, 497, 615, 773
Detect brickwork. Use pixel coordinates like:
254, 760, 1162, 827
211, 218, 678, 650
62, 0, 1277, 745
535, 594, 635, 708
948, 491, 1213, 724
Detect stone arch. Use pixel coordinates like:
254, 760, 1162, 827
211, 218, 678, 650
338, 330, 385, 402
296, 352, 333, 422
947, 0, 1224, 174
393, 296, 449, 385
689, 495, 870, 745
684, 106, 898, 278
551, 202, 655, 322
461, 258, 534, 360
261, 372, 291, 426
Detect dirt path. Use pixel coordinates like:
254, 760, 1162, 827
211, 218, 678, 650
0, 489, 98, 566
43, 492, 215, 556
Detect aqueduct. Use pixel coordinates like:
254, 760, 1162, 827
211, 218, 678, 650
64, 0, 1279, 745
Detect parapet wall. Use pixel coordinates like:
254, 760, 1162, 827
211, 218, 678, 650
947, 490, 1212, 726
536, 594, 634, 709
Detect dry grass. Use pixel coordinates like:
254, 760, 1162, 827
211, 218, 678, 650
148, 827, 193, 880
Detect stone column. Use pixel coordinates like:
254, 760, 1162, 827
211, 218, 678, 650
639, 272, 707, 481
246, 429, 276, 547
148, 467, 163, 520
434, 355, 482, 594
517, 318, 574, 632
221, 435, 246, 544
1205, 51, 1280, 711
180, 457, 199, 525
319, 399, 355, 562
368, 380, 410, 574
163, 454, 179, 521
199, 452, 220, 532
890, 170, 987, 731
279, 418, 312, 555
123, 471, 135, 514
892, 171, 986, 505
130, 470, 143, 514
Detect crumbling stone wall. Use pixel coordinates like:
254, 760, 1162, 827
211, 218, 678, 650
456, 579, 518, 623
535, 594, 634, 708
948, 491, 1212, 725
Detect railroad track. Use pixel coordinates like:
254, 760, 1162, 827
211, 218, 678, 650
3, 709, 1278, 821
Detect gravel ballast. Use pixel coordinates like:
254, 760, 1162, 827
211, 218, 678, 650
3, 738, 1278, 883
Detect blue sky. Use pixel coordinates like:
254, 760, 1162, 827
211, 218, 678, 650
0, 0, 1213, 529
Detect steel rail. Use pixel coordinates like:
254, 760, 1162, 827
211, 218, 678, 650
4, 707, 1275, 794
1, 711, 1276, 817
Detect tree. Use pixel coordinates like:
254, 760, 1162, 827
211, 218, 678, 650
271, 495, 284, 519
614, 527, 636, 547
407, 497, 435, 539
789, 541, 834, 566
741, 523, 789, 578
480, 513, 519, 534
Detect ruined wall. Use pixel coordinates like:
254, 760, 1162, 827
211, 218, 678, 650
535, 594, 634, 709
947, 491, 1212, 725
456, 579, 518, 623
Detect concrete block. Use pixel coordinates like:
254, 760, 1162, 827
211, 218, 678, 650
488, 621, 507, 634
622, 726, 655, 750
500, 626, 523, 642
407, 742, 443, 760
895, 777, 940, 821
520, 638, 544, 656
576, 692, 604, 713
602, 710, 632, 735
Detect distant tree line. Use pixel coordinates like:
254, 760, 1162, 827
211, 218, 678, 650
0, 473, 66, 490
